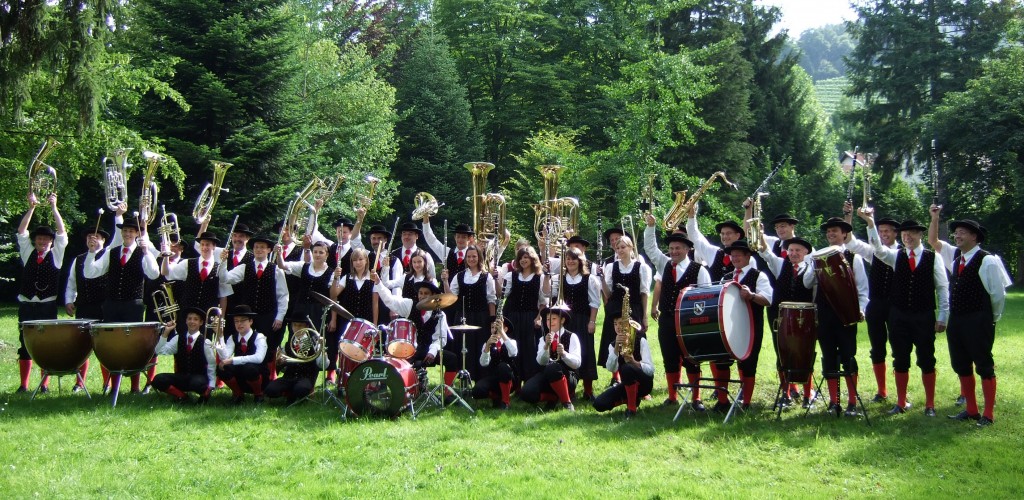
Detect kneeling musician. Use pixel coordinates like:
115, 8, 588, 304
519, 305, 581, 412
594, 317, 654, 418
151, 308, 216, 403
472, 316, 518, 409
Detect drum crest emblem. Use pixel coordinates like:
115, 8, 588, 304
693, 302, 705, 315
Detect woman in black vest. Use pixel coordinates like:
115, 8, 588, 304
441, 245, 495, 381
329, 248, 378, 375
501, 246, 545, 382
544, 247, 601, 400
381, 248, 436, 302
599, 236, 650, 374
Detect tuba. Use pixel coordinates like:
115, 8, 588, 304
465, 162, 509, 271
276, 177, 325, 261
532, 165, 580, 249
411, 192, 443, 220
139, 151, 165, 225
102, 148, 132, 210
27, 137, 60, 203
193, 160, 232, 223
354, 175, 381, 214
157, 204, 181, 256
662, 171, 737, 231
614, 284, 641, 358
277, 327, 325, 365
746, 192, 769, 252
151, 282, 180, 324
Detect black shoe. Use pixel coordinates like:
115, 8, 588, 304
495, 401, 509, 411
662, 398, 679, 407
198, 392, 211, 405
775, 396, 793, 409
254, 395, 265, 404
955, 395, 966, 406
624, 409, 636, 419
924, 407, 937, 417
39, 386, 50, 394
562, 402, 575, 412
827, 402, 842, 417
16, 386, 27, 393
691, 400, 707, 412
789, 387, 802, 400
712, 402, 731, 414
72, 384, 84, 393
844, 404, 862, 417
948, 410, 980, 421
581, 393, 595, 402
871, 393, 888, 403
976, 416, 994, 427
544, 401, 558, 411
887, 404, 908, 415
130, 389, 141, 395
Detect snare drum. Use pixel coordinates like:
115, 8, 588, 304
339, 319, 378, 362
776, 302, 817, 383
810, 246, 861, 325
386, 318, 417, 359
89, 322, 161, 374
345, 358, 419, 417
20, 319, 95, 375
674, 282, 754, 362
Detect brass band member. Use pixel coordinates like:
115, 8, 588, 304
859, 210, 949, 417
151, 308, 216, 403
519, 305, 581, 412
372, 278, 460, 387
329, 247, 377, 371
277, 240, 336, 333
423, 221, 476, 277
598, 235, 651, 378
380, 249, 437, 302
351, 223, 394, 320
544, 246, 602, 400
440, 245, 496, 379
273, 220, 306, 335
593, 314, 655, 418
643, 214, 712, 409
391, 222, 435, 280
14, 193, 67, 393
723, 240, 773, 410
64, 225, 108, 392
928, 206, 1012, 427
163, 231, 229, 317
802, 217, 869, 417
200, 221, 254, 339
264, 318, 328, 406
472, 317, 518, 409
501, 246, 546, 382
215, 305, 269, 404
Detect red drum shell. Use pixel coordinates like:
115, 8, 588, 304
339, 319, 378, 362
811, 246, 861, 326
386, 318, 417, 359
776, 302, 817, 384
345, 358, 418, 417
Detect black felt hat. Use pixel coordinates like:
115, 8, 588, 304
195, 231, 221, 245
948, 219, 987, 243
229, 304, 258, 318
875, 217, 900, 230
783, 237, 813, 253
664, 233, 694, 248
451, 223, 475, 236
567, 236, 591, 248
249, 235, 275, 247
722, 239, 754, 255
333, 217, 355, 229
770, 213, 800, 225
231, 223, 254, 236
398, 222, 423, 236
540, 303, 572, 320
819, 217, 853, 233
898, 219, 927, 233
715, 220, 746, 239
367, 224, 392, 239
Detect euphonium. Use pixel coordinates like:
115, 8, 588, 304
614, 284, 641, 358
193, 160, 232, 223
315, 174, 345, 206
157, 204, 181, 256
102, 148, 132, 210
139, 151, 165, 225
411, 192, 443, 219
151, 282, 180, 324
204, 307, 226, 344
746, 192, 769, 253
662, 171, 738, 231
27, 137, 60, 202
277, 327, 325, 364
354, 174, 380, 213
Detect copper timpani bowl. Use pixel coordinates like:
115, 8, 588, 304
20, 319, 95, 374
89, 322, 162, 373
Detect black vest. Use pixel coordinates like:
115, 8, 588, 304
327, 243, 351, 276
737, 267, 765, 336
106, 246, 146, 300
868, 253, 896, 301
232, 331, 266, 364
618, 332, 646, 363
402, 275, 422, 301
338, 276, 375, 320
73, 253, 106, 305
772, 239, 785, 258
658, 260, 701, 314
446, 248, 469, 277
242, 261, 279, 316
411, 310, 442, 353
300, 263, 334, 303
182, 259, 221, 311
949, 249, 992, 315
562, 276, 591, 317
608, 262, 642, 319
773, 261, 813, 306
506, 272, 540, 312
20, 250, 60, 299
456, 271, 489, 312
225, 250, 254, 307
709, 248, 734, 282
550, 329, 579, 372
890, 249, 937, 312
174, 333, 210, 378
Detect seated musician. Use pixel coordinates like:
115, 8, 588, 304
519, 305, 581, 412
472, 317, 518, 410
593, 317, 654, 418
215, 305, 269, 404
265, 318, 328, 406
371, 276, 461, 388
151, 308, 216, 403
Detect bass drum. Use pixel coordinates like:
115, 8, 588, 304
20, 319, 95, 375
810, 246, 861, 326
89, 322, 161, 374
674, 282, 754, 362
345, 358, 419, 417
775, 302, 817, 384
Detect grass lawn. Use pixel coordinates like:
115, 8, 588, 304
1, 294, 1023, 498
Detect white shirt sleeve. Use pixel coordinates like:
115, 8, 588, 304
697, 266, 712, 286
846, 232, 875, 262
374, 282, 413, 318
421, 221, 449, 262
853, 255, 869, 314
65, 256, 79, 304
934, 253, 950, 324
642, 225, 670, 272
231, 333, 268, 365
686, 216, 721, 267
155, 334, 178, 356
981, 255, 1011, 321
755, 269, 773, 305
640, 261, 652, 295
274, 268, 289, 322
757, 248, 785, 279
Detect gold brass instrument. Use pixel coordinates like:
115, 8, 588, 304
204, 307, 225, 344
614, 284, 641, 357
193, 160, 232, 223
157, 204, 181, 256
412, 192, 443, 220
27, 137, 60, 203
151, 282, 180, 324
746, 192, 769, 253
139, 151, 165, 225
465, 162, 509, 272
277, 327, 325, 364
102, 148, 132, 210
532, 165, 580, 247
662, 171, 738, 231
354, 174, 381, 214
275, 177, 324, 260
315, 174, 345, 206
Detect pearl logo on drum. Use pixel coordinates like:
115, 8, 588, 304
358, 366, 389, 382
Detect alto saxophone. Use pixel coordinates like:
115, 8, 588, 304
746, 192, 769, 252
614, 284, 641, 358
662, 171, 738, 231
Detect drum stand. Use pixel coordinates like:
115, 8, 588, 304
672, 369, 743, 424
418, 312, 474, 414
107, 365, 153, 408
773, 357, 816, 421
30, 369, 92, 401
804, 355, 871, 426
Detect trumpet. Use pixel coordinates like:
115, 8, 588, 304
139, 151, 165, 225
102, 148, 132, 210
354, 175, 381, 213
204, 307, 226, 344
277, 327, 325, 365
151, 282, 179, 325
157, 205, 181, 256
662, 171, 737, 231
193, 160, 232, 223
28, 137, 60, 203
412, 192, 443, 219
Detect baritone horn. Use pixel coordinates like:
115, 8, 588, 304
412, 192, 443, 219
139, 151, 165, 225
354, 175, 381, 213
102, 148, 132, 210
27, 137, 61, 203
193, 160, 232, 223
151, 282, 180, 325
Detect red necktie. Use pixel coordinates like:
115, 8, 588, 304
781, 249, 788, 259
958, 256, 966, 275
792, 265, 799, 277
256, 263, 264, 279
403, 249, 411, 266
240, 335, 248, 354
670, 265, 677, 282
283, 246, 289, 259
36, 251, 44, 265
723, 254, 731, 266
200, 260, 209, 281
457, 250, 464, 265
421, 310, 428, 321
232, 251, 239, 267
734, 270, 742, 283
121, 248, 130, 266
908, 249, 917, 272
186, 336, 194, 353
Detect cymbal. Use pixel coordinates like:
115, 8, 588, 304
416, 293, 458, 311
311, 291, 354, 320
449, 323, 482, 331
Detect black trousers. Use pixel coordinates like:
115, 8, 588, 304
17, 300, 58, 359
412, 348, 459, 372
472, 362, 515, 400
947, 310, 996, 379
520, 363, 577, 404
767, 305, 782, 371
265, 377, 316, 402
151, 373, 209, 395
74, 301, 104, 322
658, 313, 699, 374
817, 306, 858, 378
887, 307, 936, 373
593, 363, 654, 412
737, 323, 765, 377
102, 299, 145, 323
217, 363, 267, 387
865, 300, 890, 364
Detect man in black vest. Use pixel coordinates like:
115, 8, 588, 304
216, 305, 269, 404
265, 317, 328, 406
163, 231, 229, 315
64, 226, 108, 391
860, 210, 949, 416
643, 214, 712, 409
422, 218, 476, 278
722, 240, 773, 409
151, 308, 216, 403
928, 206, 1011, 427
15, 193, 68, 393
201, 221, 254, 339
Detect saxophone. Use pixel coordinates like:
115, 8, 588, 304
746, 192, 769, 252
614, 284, 641, 358
662, 171, 738, 231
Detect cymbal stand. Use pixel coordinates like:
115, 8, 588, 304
420, 309, 474, 414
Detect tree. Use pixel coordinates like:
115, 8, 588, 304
795, 24, 855, 81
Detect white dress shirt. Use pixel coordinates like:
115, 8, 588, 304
84, 240, 161, 281
217, 329, 268, 365
166, 257, 234, 298
730, 262, 774, 305
17, 229, 69, 302
535, 328, 582, 370
449, 269, 497, 304
550, 273, 604, 309
757, 247, 809, 281
868, 228, 950, 323
156, 331, 217, 388
685, 216, 758, 271
479, 335, 519, 367
937, 244, 1012, 321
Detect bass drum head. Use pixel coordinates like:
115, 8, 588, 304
345, 358, 414, 417
719, 282, 754, 361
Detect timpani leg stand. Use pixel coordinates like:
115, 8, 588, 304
31, 369, 92, 401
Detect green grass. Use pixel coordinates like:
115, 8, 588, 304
2, 294, 1024, 497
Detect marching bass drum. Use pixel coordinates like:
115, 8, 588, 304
810, 246, 861, 326
20, 319, 94, 375
674, 282, 754, 362
345, 358, 419, 417
89, 322, 161, 374
775, 302, 817, 384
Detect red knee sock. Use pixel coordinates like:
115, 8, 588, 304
612, 371, 621, 383
666, 372, 681, 401
844, 374, 858, 406
981, 377, 996, 420
246, 376, 263, 397
224, 378, 243, 397
41, 374, 50, 388
101, 365, 111, 389
499, 381, 512, 405
959, 375, 978, 415
712, 365, 730, 404
130, 374, 141, 392
741, 377, 755, 406
687, 372, 701, 402
147, 356, 158, 383
803, 378, 813, 400
872, 362, 888, 397
166, 386, 186, 399
827, 378, 840, 404
583, 379, 593, 397
624, 382, 639, 412
18, 360, 32, 389
894, 371, 910, 408
268, 358, 277, 381
444, 371, 457, 386
922, 372, 936, 409
78, 360, 89, 386
551, 376, 571, 403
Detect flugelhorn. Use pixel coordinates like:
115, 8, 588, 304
193, 160, 232, 223
139, 151, 165, 225
412, 192, 443, 219
102, 148, 132, 210
28, 137, 60, 203
204, 307, 225, 344
157, 204, 181, 256
354, 175, 380, 213
662, 171, 737, 230
151, 282, 179, 324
